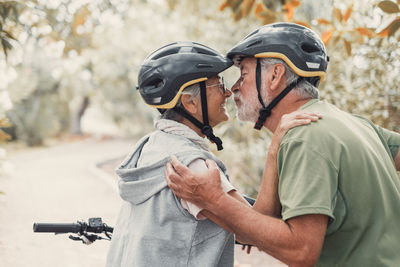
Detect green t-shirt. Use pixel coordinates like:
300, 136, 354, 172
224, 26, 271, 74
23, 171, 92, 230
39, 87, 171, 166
277, 99, 400, 266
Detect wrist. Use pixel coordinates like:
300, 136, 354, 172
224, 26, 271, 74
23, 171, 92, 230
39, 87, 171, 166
206, 191, 228, 213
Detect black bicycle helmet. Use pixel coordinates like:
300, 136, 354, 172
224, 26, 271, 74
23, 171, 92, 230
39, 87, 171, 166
137, 41, 233, 150
227, 22, 329, 129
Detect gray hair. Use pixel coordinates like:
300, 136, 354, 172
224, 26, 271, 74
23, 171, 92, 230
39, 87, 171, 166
160, 83, 201, 121
260, 58, 319, 100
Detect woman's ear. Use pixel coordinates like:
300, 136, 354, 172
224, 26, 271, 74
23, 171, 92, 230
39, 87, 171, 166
180, 94, 199, 115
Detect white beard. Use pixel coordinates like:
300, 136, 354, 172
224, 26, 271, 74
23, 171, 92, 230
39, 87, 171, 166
235, 93, 261, 122
235, 89, 272, 123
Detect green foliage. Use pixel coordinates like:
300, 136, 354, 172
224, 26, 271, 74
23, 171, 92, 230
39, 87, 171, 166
0, 0, 399, 192
217, 0, 400, 193
0, 1, 24, 58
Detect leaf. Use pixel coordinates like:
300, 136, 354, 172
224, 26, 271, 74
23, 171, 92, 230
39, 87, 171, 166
343, 39, 352, 56
219, 1, 228, 11
0, 117, 10, 127
378, 1, 400, 13
1, 37, 13, 58
321, 29, 335, 44
283, 1, 296, 21
317, 18, 332, 25
259, 13, 278, 24
377, 17, 400, 36
344, 3, 353, 22
241, 0, 255, 17
356, 27, 375, 38
73, 5, 90, 35
233, 10, 243, 21
352, 30, 366, 44
389, 17, 400, 35
331, 35, 341, 46
227, 0, 242, 11
255, 3, 264, 16
377, 27, 390, 37
0, 117, 11, 143
0, 129, 11, 143
334, 7, 343, 22
294, 20, 311, 28
255, 4, 277, 24
291, 0, 301, 7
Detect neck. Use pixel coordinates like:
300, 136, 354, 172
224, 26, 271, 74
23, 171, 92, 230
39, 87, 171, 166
181, 117, 205, 138
263, 92, 313, 133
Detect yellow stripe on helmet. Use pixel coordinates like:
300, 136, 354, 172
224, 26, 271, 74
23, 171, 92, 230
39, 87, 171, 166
146, 77, 208, 109
255, 52, 326, 82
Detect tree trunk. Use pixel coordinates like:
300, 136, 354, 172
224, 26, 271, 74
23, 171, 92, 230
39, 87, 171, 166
70, 96, 89, 135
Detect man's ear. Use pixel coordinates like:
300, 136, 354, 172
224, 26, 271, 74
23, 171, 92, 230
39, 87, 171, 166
180, 94, 199, 115
269, 63, 286, 91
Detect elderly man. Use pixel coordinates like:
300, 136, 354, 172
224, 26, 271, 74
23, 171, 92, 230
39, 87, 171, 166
166, 23, 400, 266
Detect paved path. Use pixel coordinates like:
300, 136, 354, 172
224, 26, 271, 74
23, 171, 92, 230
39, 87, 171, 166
0, 137, 285, 267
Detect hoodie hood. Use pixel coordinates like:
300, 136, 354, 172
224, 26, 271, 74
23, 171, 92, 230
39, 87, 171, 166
116, 120, 228, 205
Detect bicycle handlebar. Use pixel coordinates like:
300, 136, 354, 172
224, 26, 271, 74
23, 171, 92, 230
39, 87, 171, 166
33, 218, 113, 244
33, 223, 82, 233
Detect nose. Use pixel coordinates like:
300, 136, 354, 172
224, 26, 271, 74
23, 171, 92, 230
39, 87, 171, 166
231, 78, 240, 93
224, 88, 232, 98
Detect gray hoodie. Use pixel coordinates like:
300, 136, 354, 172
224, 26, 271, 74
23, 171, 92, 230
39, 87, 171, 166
106, 120, 234, 267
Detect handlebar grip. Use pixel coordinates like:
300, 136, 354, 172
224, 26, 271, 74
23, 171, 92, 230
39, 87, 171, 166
33, 223, 81, 233
103, 226, 114, 233
243, 195, 256, 206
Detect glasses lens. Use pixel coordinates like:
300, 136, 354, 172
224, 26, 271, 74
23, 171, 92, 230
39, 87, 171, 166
220, 77, 225, 94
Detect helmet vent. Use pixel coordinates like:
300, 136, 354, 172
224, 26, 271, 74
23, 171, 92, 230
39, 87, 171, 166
301, 43, 320, 53
246, 40, 262, 48
151, 48, 180, 60
196, 63, 213, 68
142, 78, 164, 92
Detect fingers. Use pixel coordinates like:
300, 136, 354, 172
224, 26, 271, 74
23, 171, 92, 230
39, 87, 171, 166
205, 159, 218, 169
241, 245, 252, 254
285, 118, 312, 128
165, 162, 175, 184
280, 111, 322, 129
170, 155, 191, 176
165, 163, 181, 194
293, 111, 322, 121
247, 246, 252, 254
274, 110, 322, 140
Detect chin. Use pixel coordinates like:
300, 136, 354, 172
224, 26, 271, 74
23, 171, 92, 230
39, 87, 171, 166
212, 115, 229, 127
236, 111, 257, 123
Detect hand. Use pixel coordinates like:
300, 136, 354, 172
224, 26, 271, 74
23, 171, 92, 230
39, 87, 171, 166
241, 244, 252, 254
270, 110, 322, 152
165, 155, 225, 210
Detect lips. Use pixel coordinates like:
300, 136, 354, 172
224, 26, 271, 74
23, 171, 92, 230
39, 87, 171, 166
233, 92, 240, 103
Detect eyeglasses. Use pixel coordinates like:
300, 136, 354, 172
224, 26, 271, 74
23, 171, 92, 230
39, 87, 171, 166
206, 77, 226, 95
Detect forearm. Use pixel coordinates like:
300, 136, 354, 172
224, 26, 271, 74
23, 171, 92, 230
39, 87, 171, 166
253, 143, 281, 218
395, 149, 400, 171
209, 193, 324, 266
200, 190, 250, 235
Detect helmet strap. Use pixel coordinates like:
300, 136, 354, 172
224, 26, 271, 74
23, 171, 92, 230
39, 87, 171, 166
256, 58, 267, 110
254, 70, 304, 130
173, 81, 223, 151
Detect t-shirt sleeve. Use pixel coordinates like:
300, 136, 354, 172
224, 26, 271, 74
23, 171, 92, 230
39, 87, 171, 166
375, 126, 400, 160
277, 139, 337, 221
180, 158, 236, 220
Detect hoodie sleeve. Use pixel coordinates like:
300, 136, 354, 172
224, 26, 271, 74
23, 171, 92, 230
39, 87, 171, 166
180, 158, 236, 220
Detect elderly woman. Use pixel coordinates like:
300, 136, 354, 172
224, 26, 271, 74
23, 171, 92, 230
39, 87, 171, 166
106, 42, 319, 267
